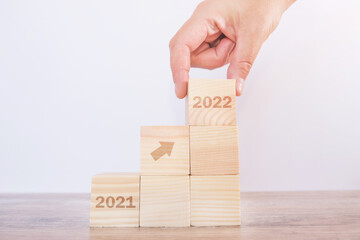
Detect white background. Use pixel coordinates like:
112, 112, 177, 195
0, 0, 359, 193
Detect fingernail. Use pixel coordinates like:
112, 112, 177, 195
236, 78, 245, 96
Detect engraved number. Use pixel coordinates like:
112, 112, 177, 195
213, 96, 222, 108
116, 196, 125, 208
96, 196, 105, 208
126, 196, 136, 208
193, 96, 201, 108
192, 96, 232, 108
106, 196, 115, 208
203, 96, 212, 108
95, 196, 136, 209
223, 96, 232, 108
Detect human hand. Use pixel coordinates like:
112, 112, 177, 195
170, 0, 295, 98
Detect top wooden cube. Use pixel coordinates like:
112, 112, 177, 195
187, 79, 237, 126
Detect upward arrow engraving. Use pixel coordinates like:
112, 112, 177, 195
150, 141, 175, 161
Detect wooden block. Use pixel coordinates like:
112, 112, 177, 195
190, 126, 239, 175
90, 173, 140, 227
191, 175, 241, 226
187, 78, 236, 126
140, 176, 190, 227
140, 126, 189, 175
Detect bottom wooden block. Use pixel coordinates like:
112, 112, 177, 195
90, 173, 140, 227
140, 176, 190, 227
191, 175, 241, 226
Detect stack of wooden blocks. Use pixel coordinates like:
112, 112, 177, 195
90, 79, 241, 227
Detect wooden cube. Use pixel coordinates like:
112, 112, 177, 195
140, 126, 189, 175
140, 176, 190, 227
191, 175, 241, 226
90, 173, 140, 227
187, 79, 236, 126
190, 126, 239, 175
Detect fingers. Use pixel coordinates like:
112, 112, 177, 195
169, 18, 207, 99
191, 37, 235, 70
227, 36, 262, 96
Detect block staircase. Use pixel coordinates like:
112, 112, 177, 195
90, 79, 241, 227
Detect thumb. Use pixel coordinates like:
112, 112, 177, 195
227, 37, 262, 96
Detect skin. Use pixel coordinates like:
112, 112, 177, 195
169, 0, 295, 99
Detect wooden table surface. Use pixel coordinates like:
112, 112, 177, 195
1, 191, 360, 240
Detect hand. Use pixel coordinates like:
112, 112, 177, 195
169, 0, 295, 98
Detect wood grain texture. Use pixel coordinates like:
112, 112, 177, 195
90, 173, 139, 227
1, 192, 360, 239
191, 175, 241, 226
141, 126, 189, 175
140, 176, 190, 227
190, 126, 239, 175
187, 79, 236, 126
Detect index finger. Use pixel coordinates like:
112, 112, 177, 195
169, 18, 207, 98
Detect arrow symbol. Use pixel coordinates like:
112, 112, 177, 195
150, 141, 175, 161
